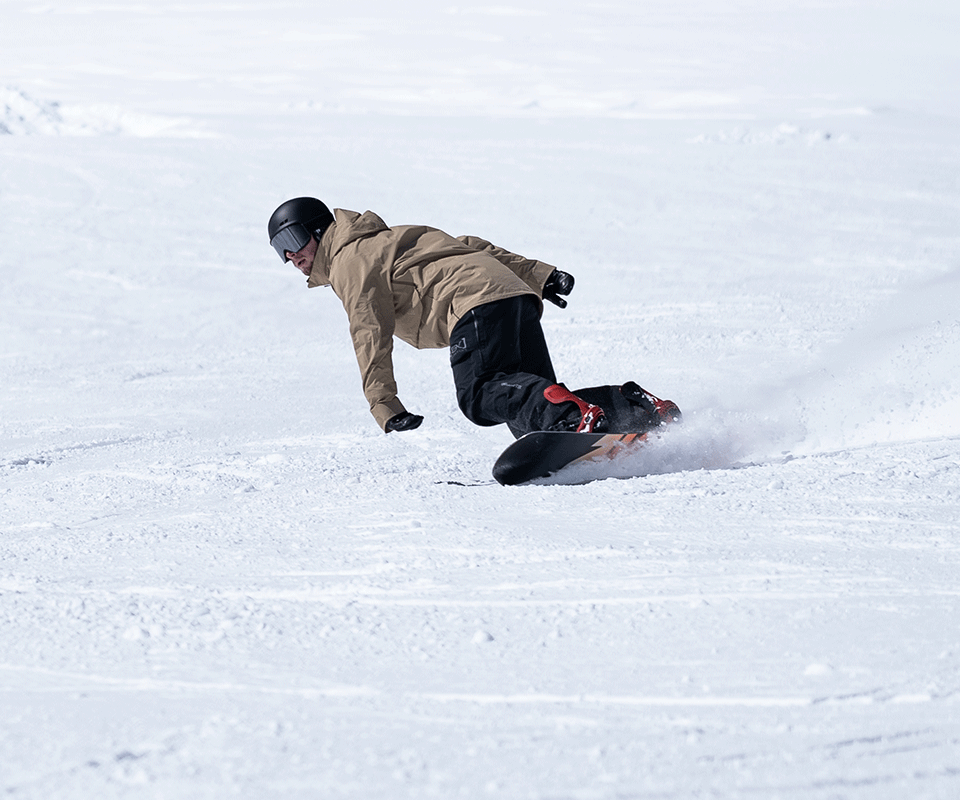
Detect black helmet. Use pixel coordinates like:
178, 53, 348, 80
267, 197, 334, 261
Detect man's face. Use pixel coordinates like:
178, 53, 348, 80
287, 236, 319, 276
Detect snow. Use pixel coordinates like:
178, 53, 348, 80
2, 0, 959, 797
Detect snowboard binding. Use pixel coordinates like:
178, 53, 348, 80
543, 384, 607, 433
547, 381, 681, 435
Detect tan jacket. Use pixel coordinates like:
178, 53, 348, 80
307, 209, 557, 429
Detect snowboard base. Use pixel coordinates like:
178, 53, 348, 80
493, 431, 652, 486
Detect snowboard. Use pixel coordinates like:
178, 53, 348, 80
493, 430, 653, 486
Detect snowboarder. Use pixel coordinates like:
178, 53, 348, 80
267, 197, 679, 437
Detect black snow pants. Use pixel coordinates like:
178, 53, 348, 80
450, 295, 571, 438
449, 295, 665, 438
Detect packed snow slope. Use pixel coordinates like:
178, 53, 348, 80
2, 1, 959, 798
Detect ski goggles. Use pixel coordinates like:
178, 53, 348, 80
270, 223, 312, 261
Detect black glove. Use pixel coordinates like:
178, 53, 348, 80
543, 269, 575, 308
385, 411, 424, 433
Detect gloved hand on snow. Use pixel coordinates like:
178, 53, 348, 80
543, 269, 575, 308
385, 411, 424, 432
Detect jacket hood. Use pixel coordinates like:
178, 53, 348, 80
307, 208, 389, 287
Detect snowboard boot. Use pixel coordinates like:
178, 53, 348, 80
620, 381, 682, 426
543, 384, 607, 433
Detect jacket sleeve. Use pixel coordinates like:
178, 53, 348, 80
456, 235, 557, 296
329, 243, 407, 431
